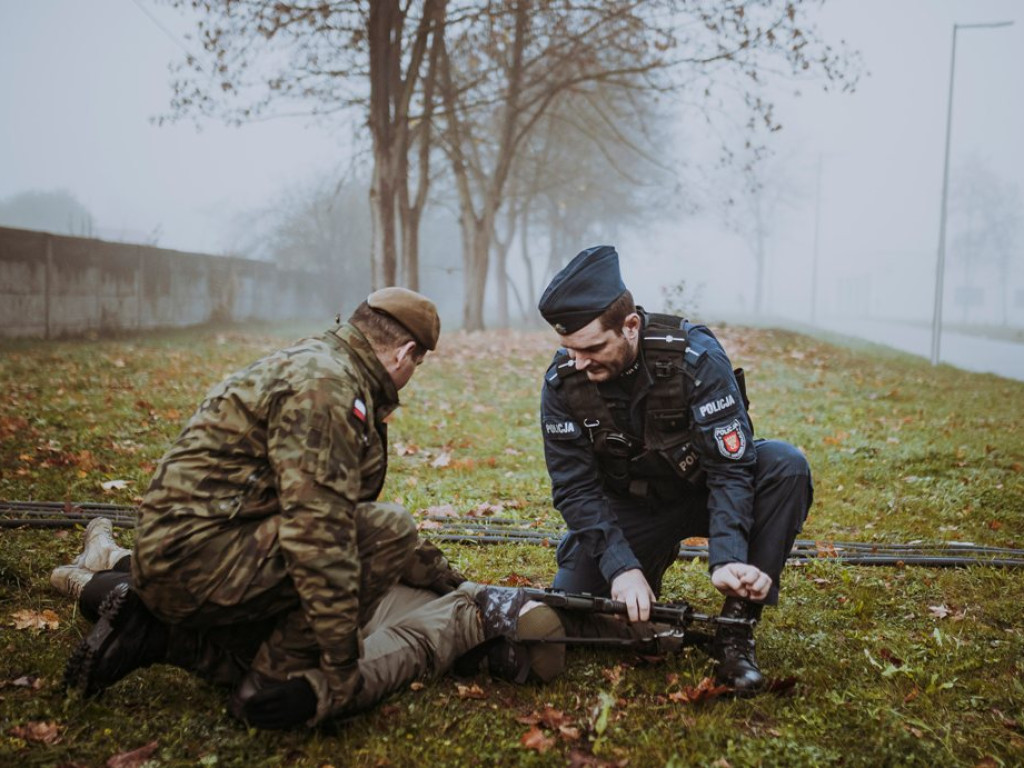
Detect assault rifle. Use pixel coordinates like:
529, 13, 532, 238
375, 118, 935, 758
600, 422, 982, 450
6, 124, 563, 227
519, 588, 755, 649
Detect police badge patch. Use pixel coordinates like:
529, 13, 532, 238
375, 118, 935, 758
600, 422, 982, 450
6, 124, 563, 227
713, 418, 746, 459
543, 417, 581, 440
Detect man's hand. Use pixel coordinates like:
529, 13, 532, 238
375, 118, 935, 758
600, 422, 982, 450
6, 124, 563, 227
711, 562, 772, 601
239, 677, 318, 730
611, 568, 656, 622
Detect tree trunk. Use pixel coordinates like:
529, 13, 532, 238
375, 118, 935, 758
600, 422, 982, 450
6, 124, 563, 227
368, 0, 401, 288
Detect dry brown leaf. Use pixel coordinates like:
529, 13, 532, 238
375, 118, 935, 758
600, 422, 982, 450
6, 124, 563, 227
11, 609, 60, 631
538, 706, 573, 730
9, 720, 61, 745
520, 725, 555, 753
558, 724, 582, 742
815, 541, 839, 558
499, 572, 535, 587
455, 683, 487, 700
107, 741, 159, 768
467, 502, 503, 517
8, 675, 45, 690
421, 504, 458, 518
668, 676, 731, 705
416, 519, 443, 530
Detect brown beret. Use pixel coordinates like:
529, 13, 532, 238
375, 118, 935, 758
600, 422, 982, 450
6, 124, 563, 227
367, 287, 441, 351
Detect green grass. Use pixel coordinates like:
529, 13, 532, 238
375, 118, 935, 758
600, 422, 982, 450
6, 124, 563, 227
1, 323, 1022, 767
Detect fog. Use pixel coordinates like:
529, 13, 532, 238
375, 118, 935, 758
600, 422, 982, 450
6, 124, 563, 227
1, 1, 1021, 377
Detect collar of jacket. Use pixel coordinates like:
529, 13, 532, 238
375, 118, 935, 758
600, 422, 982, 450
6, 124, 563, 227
326, 322, 400, 418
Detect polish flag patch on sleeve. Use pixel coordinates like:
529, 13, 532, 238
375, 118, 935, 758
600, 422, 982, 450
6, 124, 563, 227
352, 398, 367, 422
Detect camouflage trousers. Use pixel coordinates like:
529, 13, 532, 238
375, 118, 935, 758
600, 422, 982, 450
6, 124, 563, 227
131, 502, 484, 717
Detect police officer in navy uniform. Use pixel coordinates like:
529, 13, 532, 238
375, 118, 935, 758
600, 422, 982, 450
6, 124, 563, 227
538, 245, 813, 694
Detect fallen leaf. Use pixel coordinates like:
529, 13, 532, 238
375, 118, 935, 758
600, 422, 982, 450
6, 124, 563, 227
878, 648, 904, 667
455, 683, 486, 700
9, 720, 62, 745
11, 609, 60, 631
668, 676, 731, 704
499, 572, 535, 587
928, 605, 950, 619
430, 450, 452, 468
107, 740, 159, 768
520, 725, 555, 753
100, 479, 130, 491
421, 504, 458, 518
467, 502, 503, 517
416, 519, 443, 530
558, 724, 582, 742
409, 682, 424, 691
7, 675, 44, 690
567, 749, 629, 768
538, 706, 574, 729
815, 541, 839, 558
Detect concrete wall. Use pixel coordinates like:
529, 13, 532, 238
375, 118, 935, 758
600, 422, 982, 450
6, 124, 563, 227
0, 227, 332, 339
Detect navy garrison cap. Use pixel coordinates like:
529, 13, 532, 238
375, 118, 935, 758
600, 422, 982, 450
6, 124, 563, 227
538, 245, 626, 335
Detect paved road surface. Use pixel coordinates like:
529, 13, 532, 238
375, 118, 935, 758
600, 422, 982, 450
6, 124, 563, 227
814, 318, 1024, 382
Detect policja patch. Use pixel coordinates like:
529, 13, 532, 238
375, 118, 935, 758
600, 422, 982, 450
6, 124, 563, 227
543, 418, 581, 440
713, 418, 746, 459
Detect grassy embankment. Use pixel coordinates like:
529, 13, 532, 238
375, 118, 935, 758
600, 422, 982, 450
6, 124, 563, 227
1, 322, 1022, 767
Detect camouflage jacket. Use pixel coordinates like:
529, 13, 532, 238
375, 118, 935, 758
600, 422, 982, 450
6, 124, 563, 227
133, 323, 455, 715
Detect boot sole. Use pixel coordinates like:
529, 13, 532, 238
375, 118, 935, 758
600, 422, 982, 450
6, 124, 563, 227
515, 605, 566, 683
63, 581, 134, 697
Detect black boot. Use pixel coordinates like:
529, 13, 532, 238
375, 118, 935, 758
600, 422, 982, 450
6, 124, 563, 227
64, 582, 168, 697
711, 597, 764, 696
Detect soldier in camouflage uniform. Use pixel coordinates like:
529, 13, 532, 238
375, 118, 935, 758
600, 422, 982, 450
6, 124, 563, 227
63, 287, 554, 729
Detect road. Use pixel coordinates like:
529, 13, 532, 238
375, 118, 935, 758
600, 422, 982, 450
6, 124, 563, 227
813, 318, 1024, 382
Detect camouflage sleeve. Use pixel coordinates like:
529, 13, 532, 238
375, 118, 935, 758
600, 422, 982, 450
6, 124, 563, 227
267, 374, 365, 713
400, 538, 467, 595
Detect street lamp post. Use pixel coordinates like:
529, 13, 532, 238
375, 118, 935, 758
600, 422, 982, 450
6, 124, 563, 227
930, 20, 1014, 366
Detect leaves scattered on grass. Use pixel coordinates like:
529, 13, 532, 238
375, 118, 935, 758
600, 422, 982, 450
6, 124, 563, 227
10, 609, 60, 630
455, 682, 487, 700
106, 740, 159, 768
8, 720, 62, 745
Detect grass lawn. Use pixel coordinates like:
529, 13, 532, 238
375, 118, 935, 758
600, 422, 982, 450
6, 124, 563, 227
1, 322, 1022, 767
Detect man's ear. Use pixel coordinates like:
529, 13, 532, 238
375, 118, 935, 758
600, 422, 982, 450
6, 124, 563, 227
395, 339, 419, 365
623, 312, 641, 340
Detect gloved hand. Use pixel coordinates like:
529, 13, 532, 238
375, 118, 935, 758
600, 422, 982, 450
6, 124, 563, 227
401, 539, 467, 595
240, 677, 318, 730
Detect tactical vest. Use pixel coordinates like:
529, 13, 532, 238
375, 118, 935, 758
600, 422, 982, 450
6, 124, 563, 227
549, 312, 749, 498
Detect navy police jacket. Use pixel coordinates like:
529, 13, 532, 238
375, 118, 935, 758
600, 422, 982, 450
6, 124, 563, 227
540, 318, 756, 584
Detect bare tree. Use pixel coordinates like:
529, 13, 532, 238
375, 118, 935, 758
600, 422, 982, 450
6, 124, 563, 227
159, 1, 859, 329
159, 0, 444, 289
230, 174, 373, 309
435, 0, 859, 330
949, 157, 1022, 326
0, 190, 96, 238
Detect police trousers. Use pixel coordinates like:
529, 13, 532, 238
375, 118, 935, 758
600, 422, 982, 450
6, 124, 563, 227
552, 439, 813, 606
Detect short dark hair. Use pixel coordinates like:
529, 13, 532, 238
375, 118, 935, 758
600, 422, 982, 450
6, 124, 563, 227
597, 290, 635, 333
349, 302, 427, 358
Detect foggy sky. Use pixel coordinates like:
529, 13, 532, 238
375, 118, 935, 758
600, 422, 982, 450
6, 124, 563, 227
2, 0, 1023, 359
